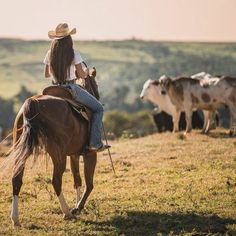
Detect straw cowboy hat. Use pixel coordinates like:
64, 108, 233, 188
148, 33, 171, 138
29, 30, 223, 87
48, 23, 76, 39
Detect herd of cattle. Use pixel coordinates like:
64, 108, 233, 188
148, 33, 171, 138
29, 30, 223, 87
140, 72, 236, 135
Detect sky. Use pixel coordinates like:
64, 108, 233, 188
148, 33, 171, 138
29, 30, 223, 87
1, 0, 236, 42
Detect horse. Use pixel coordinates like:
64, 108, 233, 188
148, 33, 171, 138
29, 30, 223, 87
10, 68, 100, 226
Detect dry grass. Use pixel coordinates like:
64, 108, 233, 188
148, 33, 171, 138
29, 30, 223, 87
0, 128, 236, 235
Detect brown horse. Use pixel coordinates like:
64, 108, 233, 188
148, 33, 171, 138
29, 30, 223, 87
10, 69, 99, 226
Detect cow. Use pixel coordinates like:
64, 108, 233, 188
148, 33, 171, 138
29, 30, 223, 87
159, 75, 236, 135
152, 108, 204, 132
152, 108, 173, 132
140, 79, 211, 133
191, 71, 212, 80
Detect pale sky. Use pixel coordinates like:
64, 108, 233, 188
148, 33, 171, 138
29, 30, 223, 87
1, 0, 236, 42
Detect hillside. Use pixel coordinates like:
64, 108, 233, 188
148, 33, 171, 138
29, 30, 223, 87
0, 38, 236, 110
0, 129, 236, 235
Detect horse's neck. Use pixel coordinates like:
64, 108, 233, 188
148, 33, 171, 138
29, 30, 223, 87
85, 77, 99, 100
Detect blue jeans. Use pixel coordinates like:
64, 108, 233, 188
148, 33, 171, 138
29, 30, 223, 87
69, 84, 104, 148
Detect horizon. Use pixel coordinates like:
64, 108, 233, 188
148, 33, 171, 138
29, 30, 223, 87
0, 36, 236, 44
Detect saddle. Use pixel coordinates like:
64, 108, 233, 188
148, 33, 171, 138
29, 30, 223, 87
42, 86, 91, 121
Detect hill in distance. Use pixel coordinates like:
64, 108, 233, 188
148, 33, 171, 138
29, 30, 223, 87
0, 38, 236, 110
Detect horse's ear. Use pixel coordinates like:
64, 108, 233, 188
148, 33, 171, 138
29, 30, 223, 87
89, 67, 96, 77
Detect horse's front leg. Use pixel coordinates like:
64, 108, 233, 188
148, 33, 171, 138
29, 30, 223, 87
11, 168, 24, 227
71, 151, 97, 215
70, 155, 82, 205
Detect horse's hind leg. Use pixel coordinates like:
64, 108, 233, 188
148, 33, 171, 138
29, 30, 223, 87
51, 154, 74, 219
71, 151, 97, 215
70, 155, 82, 205
11, 168, 25, 226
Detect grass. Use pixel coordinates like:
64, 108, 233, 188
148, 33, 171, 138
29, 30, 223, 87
0, 128, 236, 235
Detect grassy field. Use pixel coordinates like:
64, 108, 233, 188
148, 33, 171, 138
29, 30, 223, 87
0, 128, 236, 235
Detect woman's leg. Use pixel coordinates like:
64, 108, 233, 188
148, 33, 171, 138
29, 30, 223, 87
70, 84, 104, 148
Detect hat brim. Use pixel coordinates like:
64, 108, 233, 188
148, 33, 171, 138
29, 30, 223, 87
48, 28, 76, 39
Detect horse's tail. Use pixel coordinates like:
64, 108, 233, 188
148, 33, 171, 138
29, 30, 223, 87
11, 97, 41, 177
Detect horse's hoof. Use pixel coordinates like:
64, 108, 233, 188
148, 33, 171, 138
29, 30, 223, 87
71, 207, 82, 215
12, 221, 21, 227
63, 213, 76, 220
71, 207, 77, 215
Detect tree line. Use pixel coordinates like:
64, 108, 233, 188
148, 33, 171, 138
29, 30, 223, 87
1, 40, 236, 139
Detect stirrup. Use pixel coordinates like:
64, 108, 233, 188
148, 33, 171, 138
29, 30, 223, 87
88, 144, 111, 152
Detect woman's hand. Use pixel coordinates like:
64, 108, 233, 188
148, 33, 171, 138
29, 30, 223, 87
75, 63, 88, 79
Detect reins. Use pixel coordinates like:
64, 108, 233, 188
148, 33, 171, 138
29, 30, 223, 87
82, 62, 116, 176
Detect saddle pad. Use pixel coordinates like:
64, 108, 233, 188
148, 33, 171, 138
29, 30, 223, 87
64, 98, 89, 121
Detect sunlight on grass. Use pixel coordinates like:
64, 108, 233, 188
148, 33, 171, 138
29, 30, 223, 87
0, 128, 235, 235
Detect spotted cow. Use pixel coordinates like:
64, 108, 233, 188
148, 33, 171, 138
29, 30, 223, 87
159, 75, 236, 134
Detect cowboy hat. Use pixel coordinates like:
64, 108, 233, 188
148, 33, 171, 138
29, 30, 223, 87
48, 23, 76, 39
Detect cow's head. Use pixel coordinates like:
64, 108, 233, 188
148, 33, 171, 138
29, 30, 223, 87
159, 75, 172, 94
140, 79, 160, 101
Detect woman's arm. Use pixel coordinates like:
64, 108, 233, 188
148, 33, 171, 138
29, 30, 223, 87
44, 64, 51, 78
75, 63, 89, 79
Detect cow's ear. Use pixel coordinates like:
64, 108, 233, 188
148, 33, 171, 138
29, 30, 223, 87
162, 77, 171, 88
152, 80, 159, 86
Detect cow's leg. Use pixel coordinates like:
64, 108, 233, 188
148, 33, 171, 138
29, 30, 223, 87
185, 109, 193, 134
71, 151, 97, 215
51, 155, 74, 219
70, 155, 82, 206
202, 110, 211, 133
228, 103, 236, 136
11, 168, 24, 226
172, 109, 181, 132
209, 110, 217, 130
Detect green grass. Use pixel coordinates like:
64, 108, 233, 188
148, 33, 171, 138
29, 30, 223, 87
0, 128, 236, 235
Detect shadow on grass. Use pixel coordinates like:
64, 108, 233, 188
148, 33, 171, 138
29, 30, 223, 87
86, 211, 236, 235
206, 131, 235, 139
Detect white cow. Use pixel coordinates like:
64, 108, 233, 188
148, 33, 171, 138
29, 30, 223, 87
140, 79, 181, 132
191, 72, 212, 80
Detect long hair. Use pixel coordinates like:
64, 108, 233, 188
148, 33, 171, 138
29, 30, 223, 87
49, 35, 74, 84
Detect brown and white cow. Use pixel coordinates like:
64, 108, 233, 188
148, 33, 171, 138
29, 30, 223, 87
159, 75, 236, 134
140, 78, 213, 133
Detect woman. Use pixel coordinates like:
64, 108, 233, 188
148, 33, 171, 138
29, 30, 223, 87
43, 23, 110, 152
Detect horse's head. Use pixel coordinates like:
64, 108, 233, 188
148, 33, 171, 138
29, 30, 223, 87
84, 67, 100, 100
76, 67, 100, 100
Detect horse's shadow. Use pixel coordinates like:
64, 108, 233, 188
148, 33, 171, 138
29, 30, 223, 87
85, 211, 236, 236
